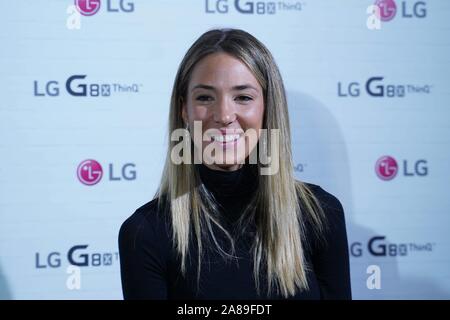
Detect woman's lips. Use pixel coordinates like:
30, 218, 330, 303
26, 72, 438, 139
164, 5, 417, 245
210, 133, 243, 148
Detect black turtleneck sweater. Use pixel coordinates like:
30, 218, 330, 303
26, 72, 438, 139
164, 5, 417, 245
118, 164, 352, 300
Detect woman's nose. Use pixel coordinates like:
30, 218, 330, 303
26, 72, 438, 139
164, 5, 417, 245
213, 96, 236, 125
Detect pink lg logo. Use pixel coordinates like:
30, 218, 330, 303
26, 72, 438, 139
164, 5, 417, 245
75, 0, 101, 16
375, 156, 398, 180
77, 159, 103, 185
375, 0, 397, 22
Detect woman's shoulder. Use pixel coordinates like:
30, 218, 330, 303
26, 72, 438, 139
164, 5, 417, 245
301, 182, 345, 215
118, 197, 172, 250
299, 182, 348, 248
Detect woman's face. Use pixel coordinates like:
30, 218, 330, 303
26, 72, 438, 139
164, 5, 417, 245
182, 52, 264, 171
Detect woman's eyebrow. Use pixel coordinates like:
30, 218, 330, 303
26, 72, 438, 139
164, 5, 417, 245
231, 84, 258, 92
191, 84, 258, 92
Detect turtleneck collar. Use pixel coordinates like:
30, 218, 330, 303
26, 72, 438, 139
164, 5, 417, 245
197, 163, 259, 197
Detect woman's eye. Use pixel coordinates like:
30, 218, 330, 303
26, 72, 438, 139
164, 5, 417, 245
236, 96, 253, 102
196, 95, 213, 102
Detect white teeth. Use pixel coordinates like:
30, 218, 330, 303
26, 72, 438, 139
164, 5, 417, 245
212, 134, 240, 143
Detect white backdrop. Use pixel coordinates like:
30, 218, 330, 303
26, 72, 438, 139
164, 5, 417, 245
0, 0, 449, 299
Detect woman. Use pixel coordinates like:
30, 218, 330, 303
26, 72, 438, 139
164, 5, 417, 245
118, 28, 352, 300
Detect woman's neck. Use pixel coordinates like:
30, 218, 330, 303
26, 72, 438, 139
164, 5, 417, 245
197, 162, 258, 197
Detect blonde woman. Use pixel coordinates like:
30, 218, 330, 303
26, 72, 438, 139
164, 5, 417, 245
118, 28, 351, 300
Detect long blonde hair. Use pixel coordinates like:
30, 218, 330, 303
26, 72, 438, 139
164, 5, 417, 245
155, 28, 326, 298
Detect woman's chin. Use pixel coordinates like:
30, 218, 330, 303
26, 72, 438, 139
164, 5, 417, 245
203, 158, 246, 171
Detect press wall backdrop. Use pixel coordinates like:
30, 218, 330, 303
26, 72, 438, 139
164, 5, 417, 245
1, 0, 449, 299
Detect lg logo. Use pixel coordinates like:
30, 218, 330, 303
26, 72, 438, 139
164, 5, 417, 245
351, 236, 408, 257
374, 0, 427, 21
375, 156, 428, 181
36, 245, 119, 269
74, 0, 134, 16
374, 0, 396, 22
75, 0, 101, 16
367, 0, 427, 30
205, 0, 277, 14
34, 75, 142, 97
338, 77, 406, 98
375, 156, 398, 181
77, 159, 103, 186
337, 77, 431, 98
67, 0, 135, 30
77, 159, 136, 186
204, 0, 303, 15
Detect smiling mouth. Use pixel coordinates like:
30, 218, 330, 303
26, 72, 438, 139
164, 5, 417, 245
210, 134, 242, 143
